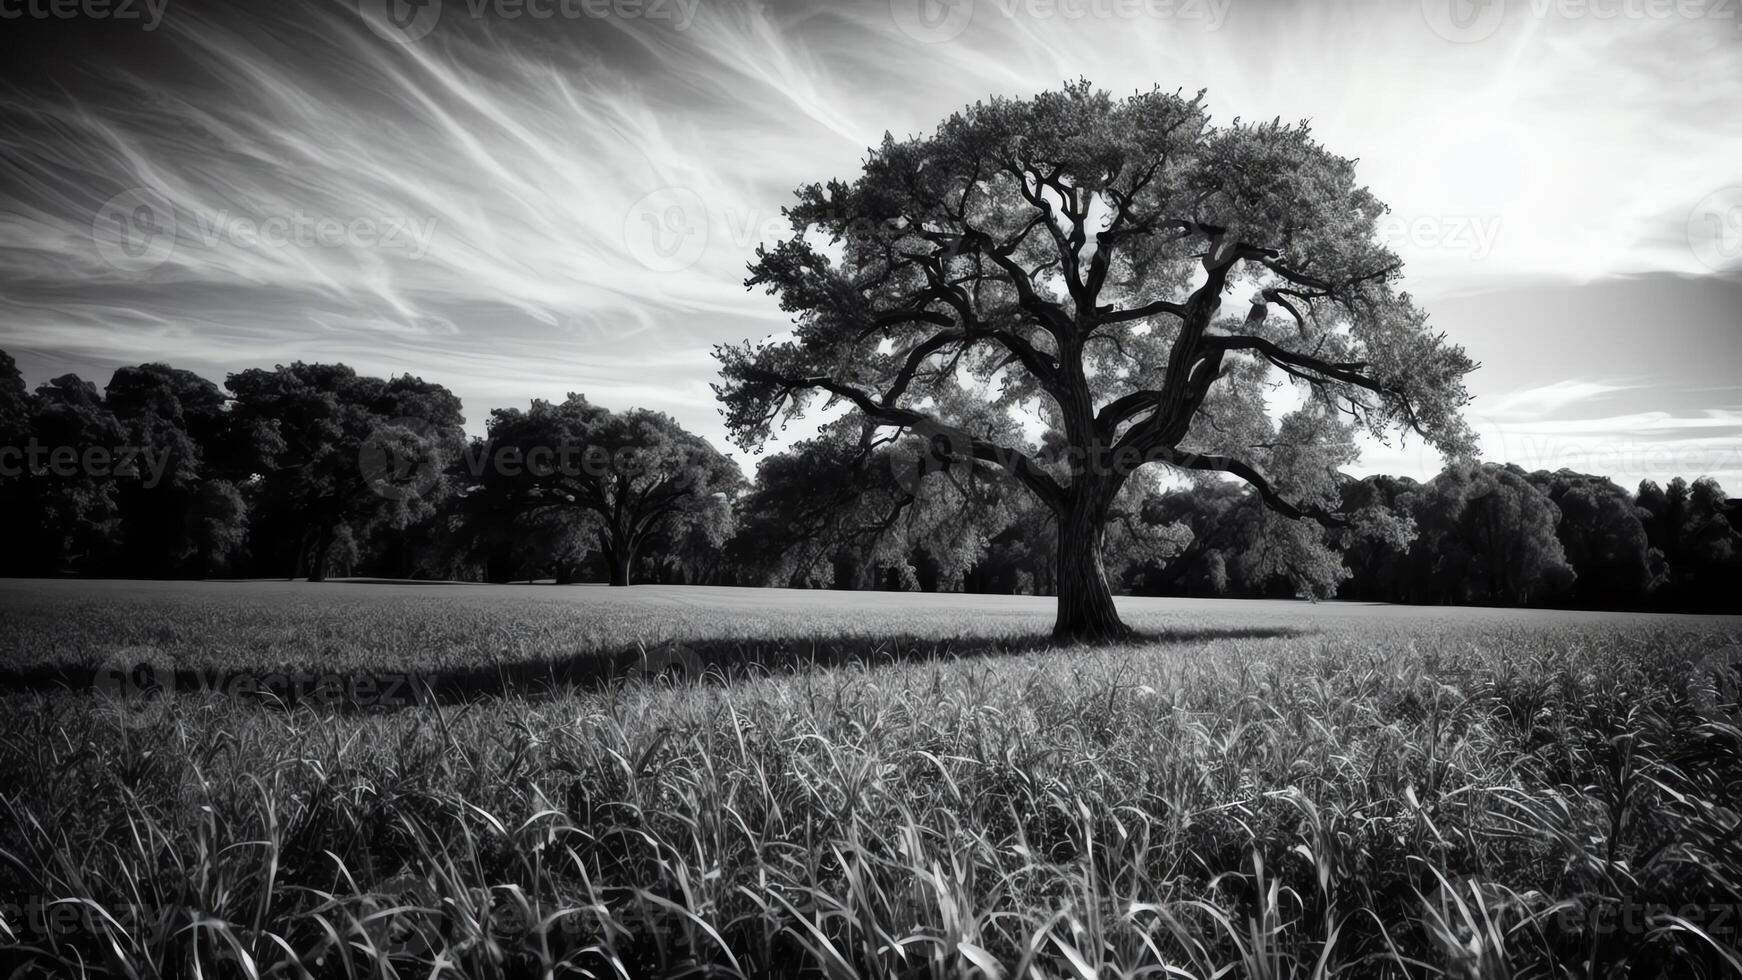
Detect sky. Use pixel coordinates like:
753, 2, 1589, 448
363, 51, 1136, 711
0, 0, 1739, 491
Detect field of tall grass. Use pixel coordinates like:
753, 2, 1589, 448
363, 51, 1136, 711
1, 580, 1739, 978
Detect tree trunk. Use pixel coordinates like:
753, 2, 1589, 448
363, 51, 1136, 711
1052, 489, 1131, 643
306, 524, 332, 583
607, 547, 633, 587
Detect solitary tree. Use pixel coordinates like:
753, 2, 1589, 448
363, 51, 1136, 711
474, 395, 741, 586
715, 82, 1475, 641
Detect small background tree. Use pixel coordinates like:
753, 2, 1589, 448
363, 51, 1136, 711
472, 395, 741, 586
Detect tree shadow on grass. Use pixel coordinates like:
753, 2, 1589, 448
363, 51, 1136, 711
1, 625, 1312, 713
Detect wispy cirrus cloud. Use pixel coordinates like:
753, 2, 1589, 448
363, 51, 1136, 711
1487, 380, 1644, 419
1354, 402, 1742, 492
0, 0, 1738, 490
1490, 407, 1742, 490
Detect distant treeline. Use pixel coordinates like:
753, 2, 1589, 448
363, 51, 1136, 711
1, 350, 1736, 613
1133, 466, 1739, 613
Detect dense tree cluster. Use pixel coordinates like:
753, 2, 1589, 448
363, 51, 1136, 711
1131, 464, 1738, 612
1, 349, 1735, 611
0, 351, 740, 585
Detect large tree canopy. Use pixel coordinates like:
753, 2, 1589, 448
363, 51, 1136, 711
16, 374, 126, 575
105, 363, 246, 578
715, 81, 1476, 640
226, 362, 465, 581
1409, 463, 1576, 606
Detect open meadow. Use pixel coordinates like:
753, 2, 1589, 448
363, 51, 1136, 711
2, 580, 1740, 978
6, 2, 1741, 978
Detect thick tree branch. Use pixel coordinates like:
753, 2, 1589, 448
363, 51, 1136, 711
914, 227, 1076, 341
1095, 388, 1163, 432
1205, 333, 1429, 434
1099, 297, 1190, 325
739, 367, 1065, 508
884, 330, 968, 405
1154, 447, 1348, 528
889, 250, 1064, 394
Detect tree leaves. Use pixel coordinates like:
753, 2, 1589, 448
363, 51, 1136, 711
717, 81, 1476, 526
